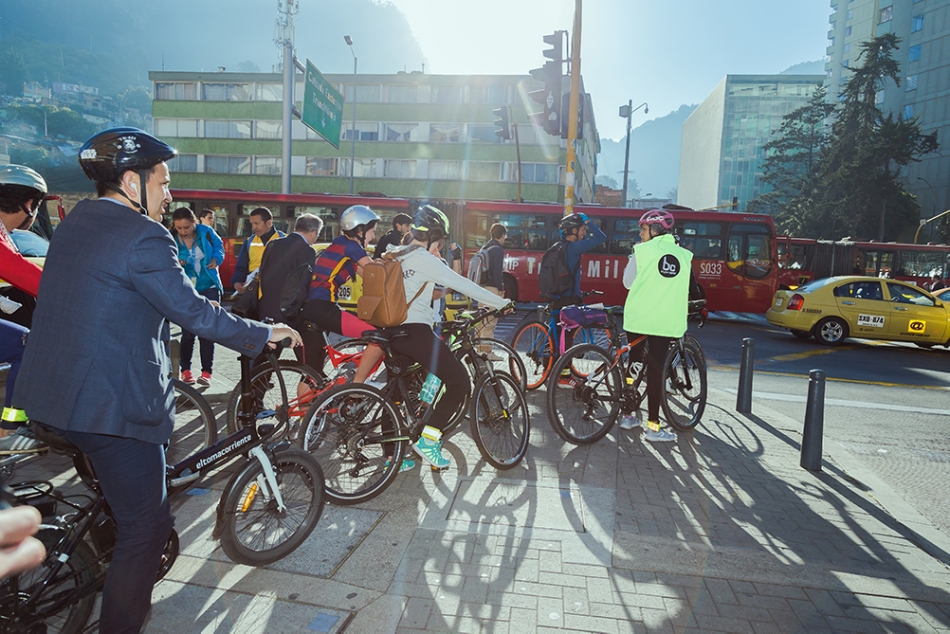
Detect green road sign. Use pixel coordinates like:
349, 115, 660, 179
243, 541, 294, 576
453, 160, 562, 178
302, 60, 344, 148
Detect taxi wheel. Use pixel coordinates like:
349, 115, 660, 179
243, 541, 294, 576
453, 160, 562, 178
814, 317, 848, 346
790, 329, 812, 339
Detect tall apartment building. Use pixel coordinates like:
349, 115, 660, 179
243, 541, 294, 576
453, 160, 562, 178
678, 75, 823, 212
825, 0, 950, 234
148, 70, 600, 204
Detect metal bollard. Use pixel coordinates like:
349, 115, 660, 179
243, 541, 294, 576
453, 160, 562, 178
736, 337, 754, 413
800, 369, 826, 471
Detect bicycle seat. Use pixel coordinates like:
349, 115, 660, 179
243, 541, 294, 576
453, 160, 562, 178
32, 424, 81, 457
361, 328, 410, 346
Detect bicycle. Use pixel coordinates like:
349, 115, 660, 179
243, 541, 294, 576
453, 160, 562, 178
0, 341, 326, 633
298, 306, 529, 505
546, 300, 708, 445
510, 290, 617, 390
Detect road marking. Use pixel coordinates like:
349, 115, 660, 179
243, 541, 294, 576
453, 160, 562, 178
767, 347, 850, 362
717, 386, 950, 416
710, 366, 950, 391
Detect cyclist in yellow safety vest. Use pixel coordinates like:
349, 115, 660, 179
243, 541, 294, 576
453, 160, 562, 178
231, 207, 284, 293
622, 209, 692, 443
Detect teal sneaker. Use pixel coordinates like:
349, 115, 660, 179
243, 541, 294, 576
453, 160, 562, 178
385, 457, 417, 473
413, 436, 450, 470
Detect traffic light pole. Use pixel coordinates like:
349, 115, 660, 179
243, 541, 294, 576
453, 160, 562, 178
563, 0, 582, 216
513, 121, 523, 203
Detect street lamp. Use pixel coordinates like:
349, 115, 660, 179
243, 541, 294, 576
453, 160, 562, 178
344, 35, 357, 195
619, 101, 648, 207
918, 176, 936, 241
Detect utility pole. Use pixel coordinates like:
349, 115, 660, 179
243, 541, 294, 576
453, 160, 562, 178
345, 36, 357, 195
276, 0, 298, 195
563, 0, 582, 216
619, 101, 647, 207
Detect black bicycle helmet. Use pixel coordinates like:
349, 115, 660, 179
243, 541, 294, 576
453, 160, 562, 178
79, 127, 176, 215
410, 204, 450, 244
559, 212, 587, 237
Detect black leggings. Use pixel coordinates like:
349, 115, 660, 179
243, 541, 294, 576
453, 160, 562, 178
627, 332, 671, 422
389, 323, 469, 433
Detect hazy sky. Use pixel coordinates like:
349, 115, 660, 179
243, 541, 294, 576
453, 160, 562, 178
380, 0, 832, 141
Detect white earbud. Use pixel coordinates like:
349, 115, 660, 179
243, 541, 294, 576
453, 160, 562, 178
130, 183, 138, 194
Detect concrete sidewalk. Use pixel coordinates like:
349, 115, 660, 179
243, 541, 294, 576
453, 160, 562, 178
11, 347, 950, 633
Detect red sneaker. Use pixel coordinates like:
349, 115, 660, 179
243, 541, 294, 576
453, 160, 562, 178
181, 370, 195, 384
557, 375, 581, 389
198, 371, 212, 386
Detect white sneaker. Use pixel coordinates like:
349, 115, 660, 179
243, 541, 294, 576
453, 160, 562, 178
619, 412, 642, 430
645, 427, 676, 443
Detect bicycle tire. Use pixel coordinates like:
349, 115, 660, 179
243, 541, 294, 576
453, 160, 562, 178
298, 383, 407, 506
575, 324, 615, 351
510, 320, 555, 390
470, 372, 530, 470
169, 380, 217, 467
546, 344, 622, 445
661, 339, 707, 432
225, 360, 323, 439
219, 447, 326, 566
10, 533, 99, 634
472, 337, 528, 392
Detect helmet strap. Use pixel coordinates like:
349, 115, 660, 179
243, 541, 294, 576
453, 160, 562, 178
137, 169, 150, 216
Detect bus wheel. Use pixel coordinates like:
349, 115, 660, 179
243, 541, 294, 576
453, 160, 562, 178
814, 318, 848, 346
790, 329, 811, 339
503, 274, 518, 303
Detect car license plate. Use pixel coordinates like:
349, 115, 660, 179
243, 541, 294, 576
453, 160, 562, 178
857, 314, 885, 328
774, 297, 783, 307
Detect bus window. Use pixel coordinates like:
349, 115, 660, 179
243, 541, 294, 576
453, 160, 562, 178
289, 205, 339, 242
861, 250, 895, 278
237, 203, 279, 217
611, 219, 640, 255
584, 218, 608, 253
465, 212, 489, 249
677, 222, 723, 259
898, 249, 946, 278
725, 223, 773, 280
493, 214, 549, 251
235, 204, 282, 237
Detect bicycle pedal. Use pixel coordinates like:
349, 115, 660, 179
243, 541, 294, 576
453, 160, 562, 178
429, 464, 450, 473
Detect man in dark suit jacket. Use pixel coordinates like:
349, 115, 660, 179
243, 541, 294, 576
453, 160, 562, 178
258, 213, 322, 323
14, 128, 301, 634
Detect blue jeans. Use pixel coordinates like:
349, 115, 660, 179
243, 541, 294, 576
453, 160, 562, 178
0, 318, 28, 430
60, 429, 172, 634
180, 287, 220, 373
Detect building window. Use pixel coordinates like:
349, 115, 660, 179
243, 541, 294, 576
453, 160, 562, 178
429, 124, 460, 143
253, 157, 281, 175
845, 25, 852, 36
468, 124, 503, 143
434, 86, 462, 104
305, 157, 338, 176
155, 83, 197, 101
487, 84, 507, 105
517, 163, 558, 184
844, 43, 850, 52
879, 7, 892, 22
155, 118, 198, 138
341, 158, 377, 178
382, 123, 417, 142
467, 162, 501, 181
903, 104, 915, 120
847, 8, 854, 19
843, 60, 849, 67
254, 121, 282, 139
909, 44, 921, 62
345, 85, 380, 103
255, 83, 282, 101
428, 160, 461, 180
205, 120, 252, 139
201, 83, 252, 101
343, 122, 379, 141
906, 74, 919, 91
384, 159, 416, 179
205, 156, 251, 174
387, 85, 417, 103
912, 14, 924, 32
167, 154, 198, 173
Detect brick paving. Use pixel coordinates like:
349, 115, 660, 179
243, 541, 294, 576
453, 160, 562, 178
8, 337, 950, 633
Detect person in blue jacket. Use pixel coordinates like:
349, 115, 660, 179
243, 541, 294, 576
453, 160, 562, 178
172, 207, 226, 385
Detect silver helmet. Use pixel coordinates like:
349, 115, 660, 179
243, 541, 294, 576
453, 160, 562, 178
340, 205, 379, 232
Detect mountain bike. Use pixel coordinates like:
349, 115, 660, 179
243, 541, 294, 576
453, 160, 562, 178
546, 300, 708, 444
0, 341, 325, 633
510, 290, 616, 390
298, 307, 529, 505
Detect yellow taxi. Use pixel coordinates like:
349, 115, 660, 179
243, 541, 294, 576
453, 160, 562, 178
766, 276, 950, 347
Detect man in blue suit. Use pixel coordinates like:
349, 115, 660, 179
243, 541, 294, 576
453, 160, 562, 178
14, 128, 301, 633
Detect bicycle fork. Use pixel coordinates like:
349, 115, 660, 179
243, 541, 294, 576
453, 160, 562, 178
245, 446, 287, 513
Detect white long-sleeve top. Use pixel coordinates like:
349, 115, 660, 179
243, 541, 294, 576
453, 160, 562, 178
623, 253, 638, 289
392, 245, 508, 325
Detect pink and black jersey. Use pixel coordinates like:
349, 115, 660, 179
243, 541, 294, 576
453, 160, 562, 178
306, 235, 367, 302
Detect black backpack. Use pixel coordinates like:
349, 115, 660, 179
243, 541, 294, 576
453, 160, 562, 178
538, 241, 575, 299
279, 262, 313, 318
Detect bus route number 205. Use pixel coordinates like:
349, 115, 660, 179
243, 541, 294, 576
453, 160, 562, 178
698, 262, 722, 277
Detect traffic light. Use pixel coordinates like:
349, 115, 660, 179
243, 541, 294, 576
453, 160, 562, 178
732, 196, 739, 211
560, 92, 584, 140
529, 32, 563, 137
493, 106, 511, 141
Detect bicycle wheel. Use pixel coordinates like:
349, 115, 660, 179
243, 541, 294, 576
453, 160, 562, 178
298, 383, 407, 505
169, 380, 217, 467
9, 533, 99, 634
575, 324, 615, 351
219, 447, 326, 566
662, 340, 707, 432
470, 372, 530, 470
322, 337, 386, 383
547, 344, 622, 445
472, 337, 528, 392
225, 360, 323, 440
510, 320, 555, 390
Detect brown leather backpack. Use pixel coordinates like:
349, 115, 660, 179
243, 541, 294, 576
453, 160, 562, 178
357, 248, 426, 327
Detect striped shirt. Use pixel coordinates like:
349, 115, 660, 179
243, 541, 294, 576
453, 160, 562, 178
306, 235, 367, 302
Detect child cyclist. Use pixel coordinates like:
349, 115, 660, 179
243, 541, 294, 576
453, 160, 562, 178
387, 205, 512, 469
297, 205, 384, 382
